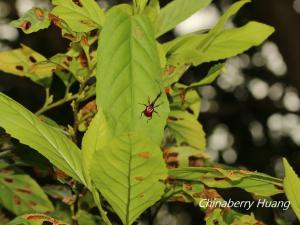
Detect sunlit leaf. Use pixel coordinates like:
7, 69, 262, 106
83, 8, 169, 225
10, 7, 51, 34
168, 110, 206, 150
0, 169, 54, 215
155, 0, 212, 37
187, 63, 224, 88
283, 158, 300, 221
0, 93, 86, 185
51, 0, 105, 32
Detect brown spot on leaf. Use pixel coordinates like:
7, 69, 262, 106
17, 188, 31, 194
164, 65, 176, 76
35, 8, 44, 20
184, 183, 193, 191
170, 195, 186, 202
26, 214, 49, 220
138, 152, 150, 159
16, 65, 24, 71
21, 20, 32, 30
164, 87, 172, 94
135, 176, 144, 182
188, 155, 204, 167
3, 178, 13, 183
81, 36, 89, 46
48, 13, 61, 27
29, 56, 37, 63
28, 200, 37, 207
79, 51, 88, 68
67, 56, 73, 62
72, 0, 83, 7
168, 116, 178, 122
13, 195, 21, 205
62, 195, 76, 205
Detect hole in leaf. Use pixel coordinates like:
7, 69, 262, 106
21, 20, 32, 30
3, 178, 13, 183
66, 56, 73, 62
188, 156, 204, 167
16, 65, 24, 71
42, 222, 53, 225
72, 0, 83, 7
29, 56, 37, 63
213, 220, 219, 225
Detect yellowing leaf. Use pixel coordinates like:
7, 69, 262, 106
0, 44, 52, 87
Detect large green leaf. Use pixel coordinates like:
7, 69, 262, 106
163, 0, 274, 66
165, 21, 274, 66
189, 22, 275, 65
169, 167, 283, 196
0, 93, 85, 185
283, 158, 300, 221
84, 8, 169, 225
0, 45, 52, 87
0, 170, 54, 215
51, 0, 105, 32
8, 214, 69, 225
10, 7, 51, 34
155, 0, 212, 37
167, 110, 206, 150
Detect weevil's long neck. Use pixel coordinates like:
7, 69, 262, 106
152, 91, 162, 104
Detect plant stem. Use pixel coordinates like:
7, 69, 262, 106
35, 94, 79, 116
91, 187, 113, 225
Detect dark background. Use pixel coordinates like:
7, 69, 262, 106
0, 0, 300, 224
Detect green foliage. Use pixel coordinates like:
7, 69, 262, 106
0, 93, 85, 184
0, 0, 284, 224
10, 8, 51, 34
168, 110, 206, 150
87, 8, 169, 225
283, 158, 300, 221
155, 0, 212, 37
51, 0, 105, 32
0, 168, 53, 215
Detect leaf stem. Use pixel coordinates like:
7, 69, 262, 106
35, 93, 79, 116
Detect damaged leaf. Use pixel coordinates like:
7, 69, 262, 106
0, 44, 52, 87
0, 170, 54, 215
51, 0, 105, 32
8, 214, 69, 225
10, 8, 51, 34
